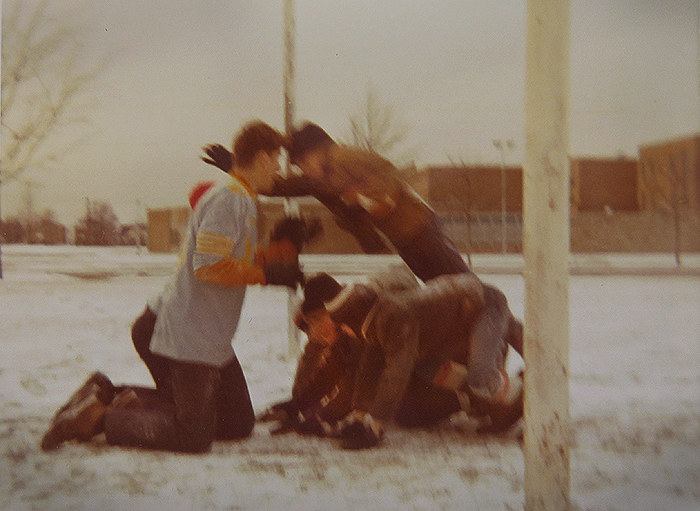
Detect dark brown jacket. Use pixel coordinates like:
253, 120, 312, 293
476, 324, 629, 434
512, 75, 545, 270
354, 272, 485, 421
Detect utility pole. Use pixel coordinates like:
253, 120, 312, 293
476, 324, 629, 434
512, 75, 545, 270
283, 0, 295, 138
493, 139, 515, 253
523, 0, 571, 510
283, 0, 301, 358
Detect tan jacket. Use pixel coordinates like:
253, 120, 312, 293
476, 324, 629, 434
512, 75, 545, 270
324, 145, 435, 244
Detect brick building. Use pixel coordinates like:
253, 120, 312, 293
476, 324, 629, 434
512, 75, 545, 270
570, 157, 638, 212
638, 134, 700, 212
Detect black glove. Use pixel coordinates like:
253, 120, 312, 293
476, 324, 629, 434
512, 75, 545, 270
263, 261, 305, 290
296, 412, 332, 437
201, 143, 232, 173
258, 399, 303, 435
269, 216, 323, 253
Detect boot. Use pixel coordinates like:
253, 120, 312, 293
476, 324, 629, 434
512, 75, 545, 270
40, 371, 113, 451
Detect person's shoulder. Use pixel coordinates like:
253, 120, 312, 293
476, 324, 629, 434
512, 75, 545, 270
225, 177, 256, 198
200, 181, 254, 217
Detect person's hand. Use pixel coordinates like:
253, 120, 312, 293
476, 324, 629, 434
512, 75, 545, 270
338, 410, 384, 449
258, 399, 298, 422
263, 261, 305, 290
296, 412, 333, 437
258, 400, 302, 435
201, 143, 232, 173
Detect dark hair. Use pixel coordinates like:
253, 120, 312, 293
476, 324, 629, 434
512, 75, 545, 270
301, 273, 343, 314
287, 122, 334, 164
232, 121, 285, 168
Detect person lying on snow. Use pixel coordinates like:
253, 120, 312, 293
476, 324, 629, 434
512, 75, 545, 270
260, 270, 524, 449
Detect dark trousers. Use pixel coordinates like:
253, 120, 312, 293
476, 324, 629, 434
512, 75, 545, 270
394, 218, 470, 282
131, 306, 172, 395
104, 356, 255, 453
104, 307, 255, 453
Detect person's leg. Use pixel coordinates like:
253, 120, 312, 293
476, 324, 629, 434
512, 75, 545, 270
104, 359, 220, 453
505, 315, 523, 356
464, 285, 511, 401
130, 306, 172, 395
214, 356, 255, 440
394, 219, 470, 282
394, 372, 460, 428
458, 285, 524, 433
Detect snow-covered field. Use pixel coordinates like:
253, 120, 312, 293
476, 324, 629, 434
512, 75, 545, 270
1, 245, 699, 511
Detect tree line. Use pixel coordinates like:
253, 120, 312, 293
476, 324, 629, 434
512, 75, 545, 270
0, 200, 146, 247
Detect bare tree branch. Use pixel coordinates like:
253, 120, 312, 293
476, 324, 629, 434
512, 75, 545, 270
343, 84, 418, 168
1, 0, 109, 183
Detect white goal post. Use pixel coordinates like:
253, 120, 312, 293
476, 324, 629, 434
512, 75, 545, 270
523, 0, 572, 510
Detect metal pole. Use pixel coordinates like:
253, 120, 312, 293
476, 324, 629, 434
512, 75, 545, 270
283, 0, 295, 137
283, 0, 301, 359
494, 140, 507, 253
523, 0, 571, 509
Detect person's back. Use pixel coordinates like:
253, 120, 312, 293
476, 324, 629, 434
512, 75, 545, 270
325, 144, 434, 245
374, 272, 483, 358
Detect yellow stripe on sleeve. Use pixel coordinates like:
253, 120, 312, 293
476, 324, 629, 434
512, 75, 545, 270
196, 232, 234, 258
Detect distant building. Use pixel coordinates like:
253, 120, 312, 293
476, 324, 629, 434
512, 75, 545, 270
409, 165, 522, 214
570, 157, 638, 212
638, 133, 700, 212
147, 207, 190, 253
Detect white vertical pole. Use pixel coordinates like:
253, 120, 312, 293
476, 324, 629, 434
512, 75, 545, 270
283, 0, 301, 359
523, 0, 571, 510
283, 0, 295, 138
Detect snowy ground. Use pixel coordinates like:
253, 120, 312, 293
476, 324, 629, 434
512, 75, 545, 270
1, 245, 699, 511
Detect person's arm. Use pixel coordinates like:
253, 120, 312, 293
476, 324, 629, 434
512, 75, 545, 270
264, 175, 392, 254
294, 330, 362, 411
291, 341, 327, 402
335, 149, 404, 219
366, 315, 420, 422
192, 188, 301, 288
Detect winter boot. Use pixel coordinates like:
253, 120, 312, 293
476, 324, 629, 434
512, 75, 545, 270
40, 371, 114, 451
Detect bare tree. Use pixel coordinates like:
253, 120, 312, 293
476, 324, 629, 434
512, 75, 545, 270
344, 84, 417, 167
75, 200, 119, 246
1, 0, 109, 183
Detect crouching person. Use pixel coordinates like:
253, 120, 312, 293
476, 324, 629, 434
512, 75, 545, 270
260, 271, 524, 449
330, 273, 524, 449
259, 268, 418, 436
41, 121, 304, 453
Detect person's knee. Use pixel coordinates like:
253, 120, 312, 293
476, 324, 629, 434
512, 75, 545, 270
216, 412, 255, 441
180, 432, 215, 453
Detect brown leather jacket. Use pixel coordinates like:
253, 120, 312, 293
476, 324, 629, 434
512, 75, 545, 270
323, 145, 435, 244
266, 144, 435, 248
354, 272, 485, 421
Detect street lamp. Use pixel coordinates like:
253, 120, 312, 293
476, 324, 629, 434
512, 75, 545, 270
493, 139, 516, 253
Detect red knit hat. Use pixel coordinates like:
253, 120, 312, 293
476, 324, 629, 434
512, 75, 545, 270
189, 181, 216, 209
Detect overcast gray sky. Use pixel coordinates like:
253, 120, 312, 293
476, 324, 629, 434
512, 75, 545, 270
2, 0, 699, 225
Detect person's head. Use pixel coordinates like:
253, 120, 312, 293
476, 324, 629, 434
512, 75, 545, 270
300, 273, 344, 345
231, 121, 286, 192
287, 122, 335, 180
